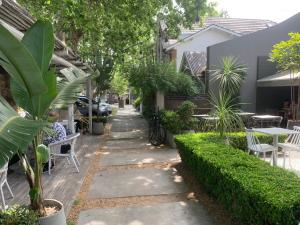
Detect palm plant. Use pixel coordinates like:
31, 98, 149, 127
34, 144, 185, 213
209, 93, 244, 137
0, 21, 93, 215
210, 56, 247, 96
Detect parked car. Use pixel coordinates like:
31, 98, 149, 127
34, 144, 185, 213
100, 102, 112, 114
75, 96, 108, 116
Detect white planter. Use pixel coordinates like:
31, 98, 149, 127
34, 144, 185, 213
166, 130, 177, 148
39, 199, 66, 225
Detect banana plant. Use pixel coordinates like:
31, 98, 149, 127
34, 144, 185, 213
0, 20, 93, 215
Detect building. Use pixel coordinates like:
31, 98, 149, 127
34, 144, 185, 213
164, 17, 276, 71
207, 13, 300, 114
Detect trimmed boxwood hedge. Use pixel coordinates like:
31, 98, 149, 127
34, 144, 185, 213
175, 132, 300, 225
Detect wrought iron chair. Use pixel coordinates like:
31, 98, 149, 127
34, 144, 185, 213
245, 128, 276, 163
48, 133, 80, 175
0, 163, 13, 209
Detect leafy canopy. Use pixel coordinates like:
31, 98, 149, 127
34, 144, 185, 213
270, 32, 300, 72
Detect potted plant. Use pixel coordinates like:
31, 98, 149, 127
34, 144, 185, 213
0, 21, 93, 224
92, 53, 113, 134
92, 116, 107, 135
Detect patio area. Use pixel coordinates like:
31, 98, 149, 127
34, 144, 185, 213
4, 134, 102, 215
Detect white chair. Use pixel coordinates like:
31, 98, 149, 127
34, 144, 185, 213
0, 163, 13, 209
245, 128, 276, 163
48, 133, 80, 175
278, 126, 300, 168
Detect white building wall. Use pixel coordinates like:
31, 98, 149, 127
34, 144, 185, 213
174, 29, 236, 70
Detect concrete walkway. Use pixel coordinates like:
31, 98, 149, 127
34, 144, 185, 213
77, 105, 217, 225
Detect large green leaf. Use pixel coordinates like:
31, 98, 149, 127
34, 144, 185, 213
32, 70, 58, 117
51, 68, 95, 108
10, 79, 33, 115
0, 24, 47, 97
22, 20, 54, 74
0, 96, 46, 167
10, 68, 57, 118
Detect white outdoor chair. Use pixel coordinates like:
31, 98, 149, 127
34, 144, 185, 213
278, 126, 300, 168
245, 128, 276, 163
48, 133, 80, 175
0, 163, 13, 209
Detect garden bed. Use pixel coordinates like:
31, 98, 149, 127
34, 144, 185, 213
175, 132, 300, 225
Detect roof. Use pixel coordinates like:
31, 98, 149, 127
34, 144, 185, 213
166, 17, 276, 50
185, 17, 276, 35
257, 70, 300, 87
166, 24, 241, 50
0, 0, 88, 71
180, 51, 206, 77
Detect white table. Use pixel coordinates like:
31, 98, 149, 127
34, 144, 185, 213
252, 115, 282, 127
192, 114, 209, 119
237, 112, 255, 116
252, 127, 296, 166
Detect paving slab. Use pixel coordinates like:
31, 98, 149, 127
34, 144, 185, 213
109, 130, 147, 140
78, 201, 217, 225
87, 167, 187, 199
99, 148, 180, 166
105, 139, 152, 150
111, 116, 148, 132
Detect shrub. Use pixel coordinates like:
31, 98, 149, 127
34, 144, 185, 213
161, 110, 182, 134
175, 132, 300, 225
0, 205, 38, 225
133, 96, 141, 109
177, 101, 196, 130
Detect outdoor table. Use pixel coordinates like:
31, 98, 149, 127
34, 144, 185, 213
252, 127, 296, 166
237, 112, 255, 116
192, 114, 209, 119
252, 115, 282, 127
203, 116, 219, 121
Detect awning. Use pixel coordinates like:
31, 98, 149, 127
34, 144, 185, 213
257, 71, 300, 87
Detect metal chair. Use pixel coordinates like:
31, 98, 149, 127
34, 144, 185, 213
278, 126, 300, 168
245, 128, 276, 163
0, 163, 13, 209
48, 133, 80, 175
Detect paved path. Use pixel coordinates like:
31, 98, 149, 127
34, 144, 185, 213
77, 105, 217, 225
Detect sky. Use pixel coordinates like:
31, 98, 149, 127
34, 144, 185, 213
211, 0, 300, 22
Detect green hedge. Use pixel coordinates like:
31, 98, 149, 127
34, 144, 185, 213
175, 132, 300, 225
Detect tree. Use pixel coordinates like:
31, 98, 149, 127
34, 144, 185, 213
270, 33, 300, 72
270, 32, 300, 120
209, 93, 243, 137
111, 69, 128, 98
0, 21, 92, 215
209, 56, 246, 137
18, 0, 221, 56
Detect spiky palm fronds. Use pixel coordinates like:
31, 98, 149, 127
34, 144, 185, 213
210, 56, 247, 96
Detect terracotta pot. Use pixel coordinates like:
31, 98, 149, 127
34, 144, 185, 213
39, 199, 66, 225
